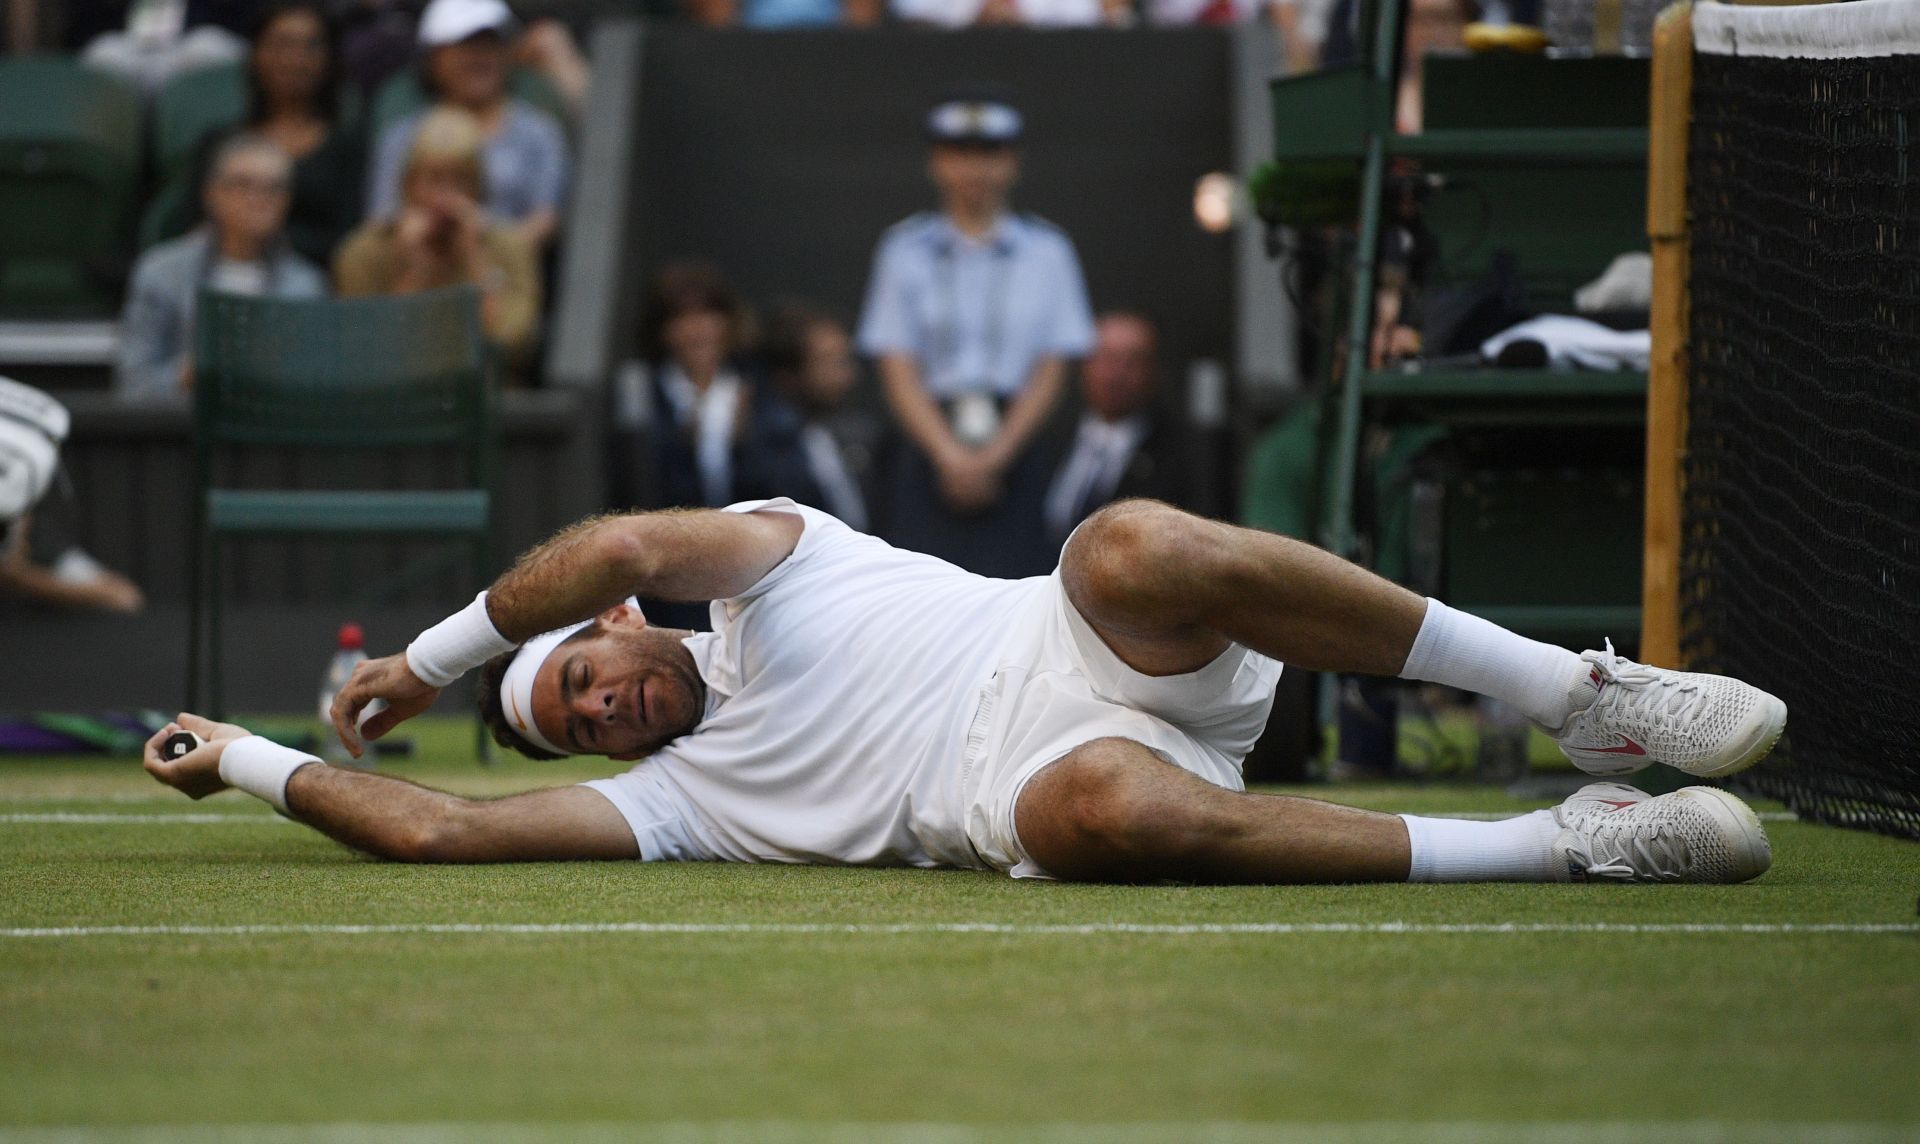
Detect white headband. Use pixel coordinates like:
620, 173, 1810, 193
498, 598, 642, 756
499, 623, 587, 755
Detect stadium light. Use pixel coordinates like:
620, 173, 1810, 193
1192, 172, 1236, 234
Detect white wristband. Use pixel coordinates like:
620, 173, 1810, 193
405, 591, 517, 688
218, 736, 320, 814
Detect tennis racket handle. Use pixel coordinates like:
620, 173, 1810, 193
161, 730, 205, 760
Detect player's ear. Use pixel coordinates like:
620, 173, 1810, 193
598, 601, 648, 630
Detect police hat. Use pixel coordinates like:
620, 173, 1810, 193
925, 89, 1023, 146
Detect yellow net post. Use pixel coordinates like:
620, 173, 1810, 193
1641, 2, 1693, 668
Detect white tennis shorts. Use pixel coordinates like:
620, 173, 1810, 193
960, 569, 1283, 879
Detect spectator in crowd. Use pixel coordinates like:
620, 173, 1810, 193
0, 377, 144, 614
338, 0, 421, 103
341, 1, 588, 116
6, 0, 39, 53
891, 0, 1112, 26
241, 2, 363, 266
115, 135, 327, 399
1146, 0, 1326, 71
157, 2, 365, 266
79, 0, 246, 95
1039, 311, 1192, 548
760, 305, 877, 532
685, 0, 882, 27
512, 15, 590, 113
611, 262, 800, 513
857, 88, 1094, 577
365, 0, 570, 255
334, 106, 541, 370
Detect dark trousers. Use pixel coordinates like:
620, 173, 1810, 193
884, 438, 1055, 580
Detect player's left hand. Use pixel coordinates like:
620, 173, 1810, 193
142, 712, 249, 800
329, 653, 440, 760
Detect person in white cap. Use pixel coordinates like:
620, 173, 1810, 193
148, 495, 1783, 888
364, 0, 570, 254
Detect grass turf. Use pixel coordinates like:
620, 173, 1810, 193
2, 718, 1917, 1141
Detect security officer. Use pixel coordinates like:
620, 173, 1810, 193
856, 87, 1095, 578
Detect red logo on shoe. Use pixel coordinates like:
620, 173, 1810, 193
1586, 736, 1647, 756
1597, 798, 1639, 811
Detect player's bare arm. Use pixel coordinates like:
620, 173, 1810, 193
329, 507, 804, 755
144, 713, 636, 862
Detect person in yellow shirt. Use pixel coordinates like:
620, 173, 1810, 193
334, 105, 540, 375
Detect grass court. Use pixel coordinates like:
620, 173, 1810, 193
3, 719, 1917, 1143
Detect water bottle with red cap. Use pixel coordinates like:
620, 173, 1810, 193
318, 622, 368, 764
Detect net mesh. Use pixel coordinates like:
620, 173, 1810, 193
1684, 37, 1920, 840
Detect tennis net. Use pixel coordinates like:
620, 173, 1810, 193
1683, 0, 1920, 840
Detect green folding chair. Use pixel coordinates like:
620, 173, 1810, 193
186, 287, 497, 759
0, 58, 141, 313
152, 60, 247, 181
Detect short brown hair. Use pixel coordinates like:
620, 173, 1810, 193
761, 302, 839, 381
640, 261, 754, 361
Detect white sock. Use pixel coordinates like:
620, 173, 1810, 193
1400, 811, 1562, 882
1399, 598, 1586, 728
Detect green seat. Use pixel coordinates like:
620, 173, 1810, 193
187, 287, 498, 760
142, 65, 367, 250
0, 58, 140, 314
370, 68, 571, 141
152, 60, 247, 180
139, 62, 248, 251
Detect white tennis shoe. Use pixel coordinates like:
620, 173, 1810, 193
1549, 782, 1772, 884
1549, 640, 1787, 779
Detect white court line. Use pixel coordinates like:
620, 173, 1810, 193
0, 811, 1805, 825
0, 813, 285, 824
2, 921, 1913, 939
1443, 811, 1800, 822
0, 1122, 1913, 1144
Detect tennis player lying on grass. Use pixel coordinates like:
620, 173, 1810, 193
146, 498, 1786, 884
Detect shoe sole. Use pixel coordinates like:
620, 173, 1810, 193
1680, 691, 1788, 779
1676, 785, 1772, 883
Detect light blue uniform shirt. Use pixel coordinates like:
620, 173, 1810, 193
857, 212, 1096, 399
741, 0, 843, 26
367, 101, 570, 224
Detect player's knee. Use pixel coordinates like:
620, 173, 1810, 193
1019, 738, 1218, 881
1066, 499, 1213, 619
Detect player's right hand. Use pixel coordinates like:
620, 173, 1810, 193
142, 712, 248, 800
329, 653, 441, 760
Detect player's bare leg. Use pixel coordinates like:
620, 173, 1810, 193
1014, 737, 1414, 883
1061, 499, 1784, 779
1013, 739, 1770, 884
1032, 500, 1778, 885
1061, 498, 1442, 680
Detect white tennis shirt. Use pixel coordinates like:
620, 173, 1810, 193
583, 498, 1044, 868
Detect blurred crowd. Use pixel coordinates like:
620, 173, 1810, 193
0, 0, 1235, 612
7, 0, 1340, 43
609, 83, 1198, 597
106, 0, 573, 394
